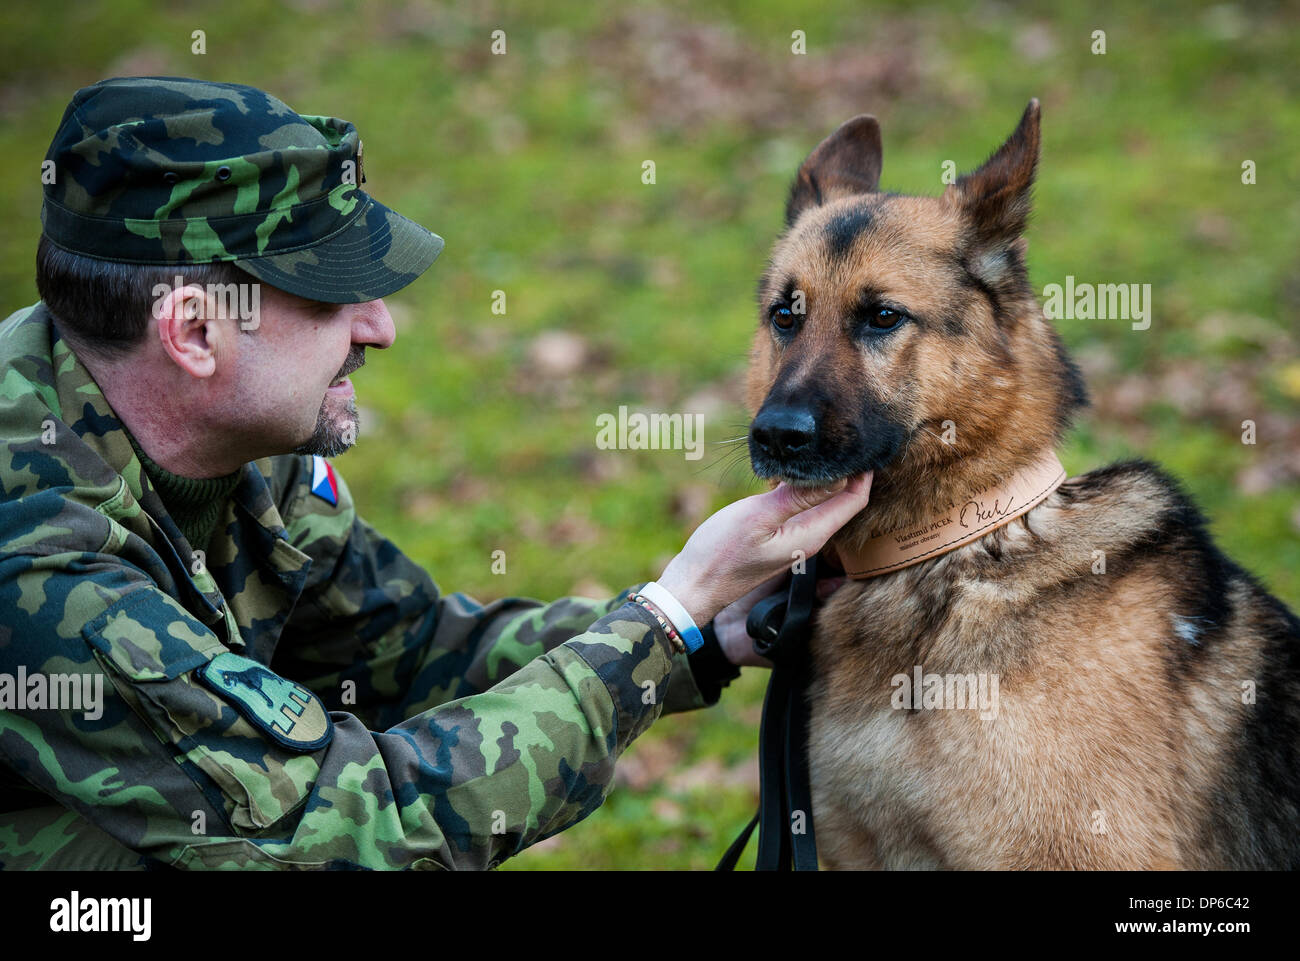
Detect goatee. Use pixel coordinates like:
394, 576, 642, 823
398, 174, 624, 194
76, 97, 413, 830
295, 396, 359, 457
296, 346, 365, 457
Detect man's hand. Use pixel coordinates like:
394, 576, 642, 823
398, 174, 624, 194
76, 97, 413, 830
658, 472, 872, 630
711, 568, 851, 668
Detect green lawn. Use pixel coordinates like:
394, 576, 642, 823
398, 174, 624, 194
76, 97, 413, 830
2, 0, 1296, 869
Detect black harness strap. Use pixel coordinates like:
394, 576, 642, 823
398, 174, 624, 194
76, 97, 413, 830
716, 554, 824, 871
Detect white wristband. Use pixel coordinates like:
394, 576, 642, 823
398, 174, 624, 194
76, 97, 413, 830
639, 581, 705, 653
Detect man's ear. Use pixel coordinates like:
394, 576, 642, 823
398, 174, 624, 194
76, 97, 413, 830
943, 99, 1040, 285
155, 283, 218, 379
785, 114, 883, 226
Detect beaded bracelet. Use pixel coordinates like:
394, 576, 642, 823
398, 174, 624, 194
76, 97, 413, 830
628, 593, 688, 655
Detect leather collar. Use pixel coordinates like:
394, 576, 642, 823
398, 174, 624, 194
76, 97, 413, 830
830, 449, 1068, 580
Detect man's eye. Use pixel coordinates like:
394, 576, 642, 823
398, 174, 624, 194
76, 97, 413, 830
769, 304, 796, 330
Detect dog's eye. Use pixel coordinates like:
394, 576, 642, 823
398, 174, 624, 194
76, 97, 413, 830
868, 307, 905, 331
769, 303, 796, 330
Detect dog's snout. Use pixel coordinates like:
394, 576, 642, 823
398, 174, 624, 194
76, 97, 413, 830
751, 405, 817, 459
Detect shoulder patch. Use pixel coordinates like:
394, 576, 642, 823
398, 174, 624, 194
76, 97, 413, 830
310, 455, 339, 506
198, 652, 333, 751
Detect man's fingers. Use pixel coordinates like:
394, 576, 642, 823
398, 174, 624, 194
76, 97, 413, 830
785, 476, 848, 514
760, 476, 849, 521
778, 471, 873, 546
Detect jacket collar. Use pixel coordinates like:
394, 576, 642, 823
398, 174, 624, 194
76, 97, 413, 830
19, 303, 313, 655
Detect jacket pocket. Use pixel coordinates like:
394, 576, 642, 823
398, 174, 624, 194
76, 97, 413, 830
84, 588, 330, 833
172, 838, 333, 870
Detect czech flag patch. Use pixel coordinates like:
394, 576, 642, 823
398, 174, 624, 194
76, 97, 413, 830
310, 455, 339, 507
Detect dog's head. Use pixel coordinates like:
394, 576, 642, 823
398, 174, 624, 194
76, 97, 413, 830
746, 101, 1086, 500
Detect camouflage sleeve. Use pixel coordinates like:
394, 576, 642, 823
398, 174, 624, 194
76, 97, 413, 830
269, 455, 708, 727
0, 541, 680, 869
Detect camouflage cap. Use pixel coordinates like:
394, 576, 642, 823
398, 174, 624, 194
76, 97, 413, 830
40, 76, 444, 303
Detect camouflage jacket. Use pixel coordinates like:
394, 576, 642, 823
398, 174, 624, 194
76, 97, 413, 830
0, 302, 709, 870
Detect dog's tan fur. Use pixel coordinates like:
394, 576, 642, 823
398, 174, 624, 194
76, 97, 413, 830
743, 103, 1300, 869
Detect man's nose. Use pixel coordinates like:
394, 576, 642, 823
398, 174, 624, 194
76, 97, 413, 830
354, 298, 396, 349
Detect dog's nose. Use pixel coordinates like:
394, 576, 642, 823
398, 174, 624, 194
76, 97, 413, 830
751, 406, 817, 458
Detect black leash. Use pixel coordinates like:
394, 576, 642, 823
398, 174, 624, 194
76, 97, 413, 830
715, 553, 825, 871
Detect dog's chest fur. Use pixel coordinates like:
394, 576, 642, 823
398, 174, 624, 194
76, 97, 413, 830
806, 462, 1265, 869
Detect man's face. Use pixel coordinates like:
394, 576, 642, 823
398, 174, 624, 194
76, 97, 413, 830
224, 285, 396, 460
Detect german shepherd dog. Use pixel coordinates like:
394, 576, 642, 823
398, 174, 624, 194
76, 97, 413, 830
745, 100, 1300, 869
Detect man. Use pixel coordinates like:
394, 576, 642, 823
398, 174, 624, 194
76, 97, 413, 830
0, 77, 871, 869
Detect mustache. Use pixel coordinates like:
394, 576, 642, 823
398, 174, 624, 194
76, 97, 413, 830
335, 347, 366, 381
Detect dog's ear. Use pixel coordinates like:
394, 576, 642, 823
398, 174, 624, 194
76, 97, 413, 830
785, 114, 882, 226
944, 99, 1040, 284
